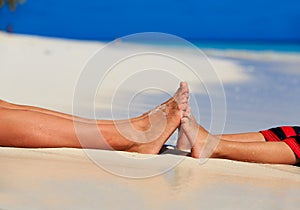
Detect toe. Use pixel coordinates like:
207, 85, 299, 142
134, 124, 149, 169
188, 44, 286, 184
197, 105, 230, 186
180, 82, 189, 93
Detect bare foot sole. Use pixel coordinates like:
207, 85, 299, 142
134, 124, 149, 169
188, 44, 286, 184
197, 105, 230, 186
180, 106, 219, 158
176, 126, 192, 151
123, 82, 189, 154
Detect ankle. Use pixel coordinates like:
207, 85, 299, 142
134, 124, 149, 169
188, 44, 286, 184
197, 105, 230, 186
211, 140, 226, 158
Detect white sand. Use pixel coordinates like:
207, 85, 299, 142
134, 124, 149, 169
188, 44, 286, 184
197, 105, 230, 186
0, 32, 249, 115
0, 32, 300, 209
1, 147, 299, 210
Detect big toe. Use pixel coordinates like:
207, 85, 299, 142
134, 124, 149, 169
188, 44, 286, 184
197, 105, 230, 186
180, 82, 189, 94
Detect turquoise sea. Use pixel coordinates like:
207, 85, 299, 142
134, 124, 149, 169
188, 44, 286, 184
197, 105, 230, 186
194, 41, 300, 53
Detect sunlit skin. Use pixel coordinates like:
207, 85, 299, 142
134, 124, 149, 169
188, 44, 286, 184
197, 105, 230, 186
0, 82, 188, 154
177, 106, 298, 165
0, 82, 298, 165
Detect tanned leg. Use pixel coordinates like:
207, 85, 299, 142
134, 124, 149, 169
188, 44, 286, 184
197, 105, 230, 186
0, 82, 189, 154
214, 140, 297, 164
180, 106, 297, 165
0, 107, 95, 148
0, 99, 91, 123
178, 130, 266, 151
214, 133, 266, 142
1, 98, 264, 144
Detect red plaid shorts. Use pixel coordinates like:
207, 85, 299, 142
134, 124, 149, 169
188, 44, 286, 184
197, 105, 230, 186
260, 126, 300, 158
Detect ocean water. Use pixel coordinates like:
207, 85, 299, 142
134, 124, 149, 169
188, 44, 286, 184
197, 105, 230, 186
0, 0, 300, 42
206, 50, 300, 134
194, 41, 300, 53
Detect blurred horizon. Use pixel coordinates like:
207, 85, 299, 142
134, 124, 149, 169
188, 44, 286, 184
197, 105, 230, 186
0, 0, 300, 43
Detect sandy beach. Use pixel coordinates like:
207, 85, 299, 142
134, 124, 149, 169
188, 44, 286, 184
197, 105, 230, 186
1, 147, 299, 209
1, 32, 300, 209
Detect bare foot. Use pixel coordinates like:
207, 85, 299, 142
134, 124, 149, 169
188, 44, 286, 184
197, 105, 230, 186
176, 125, 192, 151
110, 82, 189, 154
176, 88, 192, 152
180, 106, 219, 158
